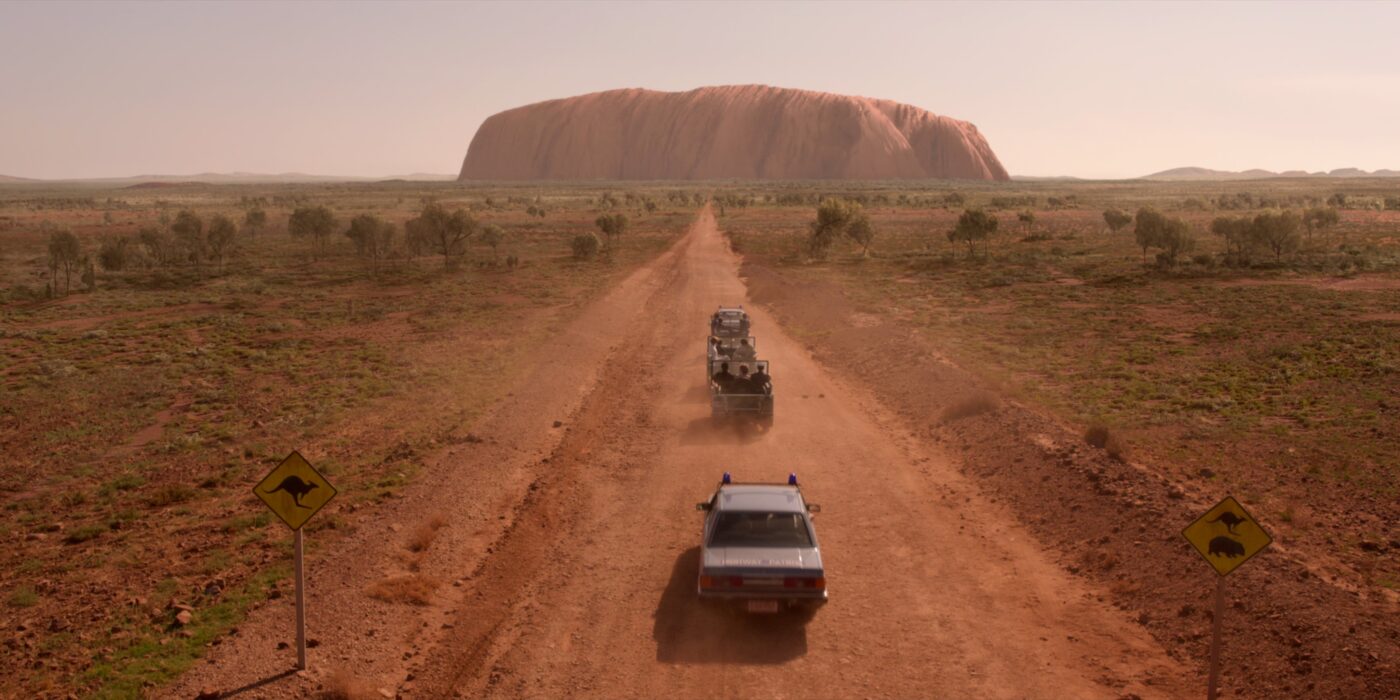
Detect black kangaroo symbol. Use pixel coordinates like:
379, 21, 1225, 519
263, 476, 318, 509
1209, 511, 1247, 535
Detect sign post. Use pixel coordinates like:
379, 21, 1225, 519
1182, 495, 1272, 700
1205, 575, 1226, 699
294, 528, 306, 670
254, 450, 337, 672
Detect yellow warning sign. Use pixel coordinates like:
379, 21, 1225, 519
254, 451, 337, 531
1182, 496, 1272, 576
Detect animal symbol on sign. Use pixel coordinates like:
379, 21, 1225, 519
1209, 511, 1247, 535
263, 476, 318, 509
1207, 536, 1245, 559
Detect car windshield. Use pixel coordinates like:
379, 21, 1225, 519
709, 511, 813, 548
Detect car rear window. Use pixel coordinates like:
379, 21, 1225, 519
709, 511, 813, 548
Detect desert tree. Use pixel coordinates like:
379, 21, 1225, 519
570, 232, 601, 260
1155, 218, 1195, 267
170, 209, 205, 268
288, 205, 337, 257
243, 207, 268, 238
405, 200, 476, 268
1103, 208, 1132, 234
948, 208, 998, 258
594, 213, 629, 248
808, 198, 860, 259
206, 214, 238, 272
97, 236, 131, 272
479, 224, 506, 262
845, 210, 876, 257
47, 229, 82, 296
138, 226, 172, 267
1133, 208, 1168, 263
344, 214, 396, 275
81, 257, 96, 292
1302, 206, 1339, 242
1017, 210, 1036, 235
1210, 215, 1254, 259
1250, 210, 1301, 262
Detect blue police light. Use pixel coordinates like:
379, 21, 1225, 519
722, 472, 732, 484
788, 473, 798, 485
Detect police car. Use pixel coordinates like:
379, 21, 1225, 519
694, 473, 826, 615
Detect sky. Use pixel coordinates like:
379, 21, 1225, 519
2, 0, 1398, 180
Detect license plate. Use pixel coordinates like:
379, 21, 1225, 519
746, 600, 780, 614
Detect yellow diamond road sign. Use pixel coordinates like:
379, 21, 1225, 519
1182, 495, 1272, 576
255, 451, 337, 531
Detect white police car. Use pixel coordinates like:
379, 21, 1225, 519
694, 473, 826, 615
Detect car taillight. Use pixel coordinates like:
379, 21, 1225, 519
729, 576, 744, 587
782, 577, 826, 589
809, 577, 826, 590
699, 575, 716, 589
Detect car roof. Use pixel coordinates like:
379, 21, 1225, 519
715, 485, 805, 513
716, 308, 745, 315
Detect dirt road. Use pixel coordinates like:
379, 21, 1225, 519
405, 208, 1190, 699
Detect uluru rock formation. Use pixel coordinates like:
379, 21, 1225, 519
459, 85, 1008, 181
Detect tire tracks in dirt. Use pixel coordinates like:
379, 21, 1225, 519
407, 208, 1193, 700
408, 238, 689, 698
160, 216, 689, 699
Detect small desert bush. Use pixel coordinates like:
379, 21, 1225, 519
940, 392, 1000, 423
320, 667, 379, 700
63, 524, 106, 544
366, 574, 439, 606
145, 483, 195, 508
8, 587, 39, 608
1084, 424, 1128, 461
570, 232, 601, 259
408, 513, 448, 553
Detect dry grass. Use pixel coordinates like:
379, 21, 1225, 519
365, 574, 440, 606
319, 666, 379, 700
940, 391, 1000, 423
1084, 424, 1128, 462
407, 513, 448, 553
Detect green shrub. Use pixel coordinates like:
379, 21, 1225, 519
570, 232, 601, 259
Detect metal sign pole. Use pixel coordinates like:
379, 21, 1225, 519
295, 528, 307, 671
1206, 575, 1225, 700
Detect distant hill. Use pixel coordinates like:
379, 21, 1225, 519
1142, 166, 1400, 181
0, 172, 457, 185
1011, 175, 1084, 182
461, 85, 1009, 181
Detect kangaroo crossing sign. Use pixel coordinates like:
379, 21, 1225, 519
1182, 496, 1272, 576
255, 451, 337, 530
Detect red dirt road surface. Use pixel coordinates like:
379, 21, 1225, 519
169, 208, 1191, 699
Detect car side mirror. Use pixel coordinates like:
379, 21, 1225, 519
806, 504, 821, 514
696, 502, 711, 512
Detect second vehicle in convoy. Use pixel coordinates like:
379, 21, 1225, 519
706, 305, 772, 427
710, 306, 751, 338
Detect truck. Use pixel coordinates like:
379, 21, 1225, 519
709, 358, 773, 428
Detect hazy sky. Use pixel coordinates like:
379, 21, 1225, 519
2, 0, 1398, 180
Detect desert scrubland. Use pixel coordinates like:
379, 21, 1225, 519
0, 181, 696, 697
1, 178, 1397, 699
